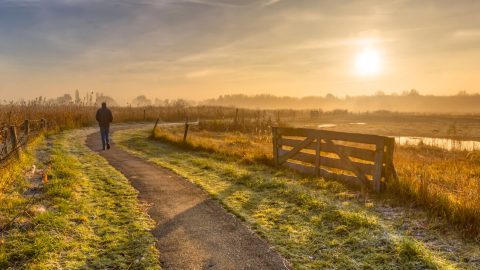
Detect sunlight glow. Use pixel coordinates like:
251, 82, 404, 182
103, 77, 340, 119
355, 48, 382, 76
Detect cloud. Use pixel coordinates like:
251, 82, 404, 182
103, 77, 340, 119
262, 0, 280, 7
453, 30, 480, 38
185, 68, 233, 78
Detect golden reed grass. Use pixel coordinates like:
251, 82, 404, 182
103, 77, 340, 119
153, 126, 480, 240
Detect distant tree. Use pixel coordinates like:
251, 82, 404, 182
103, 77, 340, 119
55, 94, 73, 105
132, 95, 152, 107
154, 98, 165, 106
172, 99, 190, 108
402, 89, 420, 96
95, 94, 118, 107
75, 89, 81, 104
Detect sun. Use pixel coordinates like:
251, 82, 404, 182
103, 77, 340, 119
354, 48, 382, 76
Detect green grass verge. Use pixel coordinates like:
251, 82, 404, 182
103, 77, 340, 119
0, 130, 160, 269
114, 128, 465, 270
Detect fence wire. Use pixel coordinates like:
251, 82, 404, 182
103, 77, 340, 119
0, 120, 45, 166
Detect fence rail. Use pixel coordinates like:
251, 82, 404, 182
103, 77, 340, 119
0, 119, 46, 165
272, 127, 395, 192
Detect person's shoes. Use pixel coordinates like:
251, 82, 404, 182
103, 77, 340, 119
107, 144, 110, 150
102, 145, 106, 151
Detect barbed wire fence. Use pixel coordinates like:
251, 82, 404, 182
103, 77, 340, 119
0, 119, 46, 166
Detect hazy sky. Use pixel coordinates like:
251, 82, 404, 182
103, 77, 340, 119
1, 0, 480, 104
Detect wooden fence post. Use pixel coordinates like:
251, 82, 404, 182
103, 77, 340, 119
272, 127, 279, 166
24, 120, 30, 137
234, 108, 239, 127
40, 119, 46, 130
153, 118, 160, 135
373, 140, 385, 192
383, 137, 396, 190
315, 136, 321, 176
9, 125, 17, 149
183, 117, 189, 143
2, 128, 8, 153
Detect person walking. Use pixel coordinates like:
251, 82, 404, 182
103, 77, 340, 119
96, 102, 113, 150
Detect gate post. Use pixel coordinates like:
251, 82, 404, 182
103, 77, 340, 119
315, 136, 321, 176
272, 127, 279, 166
373, 140, 385, 193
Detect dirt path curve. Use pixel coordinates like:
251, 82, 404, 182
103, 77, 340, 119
85, 126, 290, 270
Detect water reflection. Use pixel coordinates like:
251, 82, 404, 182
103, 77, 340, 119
395, 136, 480, 151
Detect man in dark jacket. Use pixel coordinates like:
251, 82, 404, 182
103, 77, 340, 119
96, 102, 113, 150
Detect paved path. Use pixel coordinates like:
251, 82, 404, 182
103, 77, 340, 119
85, 127, 290, 270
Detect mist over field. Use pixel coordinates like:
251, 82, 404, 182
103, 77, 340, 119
203, 91, 480, 113
7, 89, 480, 114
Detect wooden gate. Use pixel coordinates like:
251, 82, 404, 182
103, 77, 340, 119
272, 127, 395, 192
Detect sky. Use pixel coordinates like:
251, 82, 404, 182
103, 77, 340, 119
1, 0, 480, 104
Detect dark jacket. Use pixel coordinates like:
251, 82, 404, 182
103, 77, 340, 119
96, 106, 113, 127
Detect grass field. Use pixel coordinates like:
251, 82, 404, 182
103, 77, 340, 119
2, 105, 480, 269
150, 125, 480, 240
114, 127, 480, 269
0, 130, 160, 269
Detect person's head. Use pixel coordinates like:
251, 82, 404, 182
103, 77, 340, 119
101, 102, 107, 108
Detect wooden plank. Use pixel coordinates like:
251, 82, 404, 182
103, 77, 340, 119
279, 149, 315, 163
278, 136, 316, 164
372, 140, 385, 192
315, 138, 321, 176
319, 129, 385, 145
278, 149, 376, 175
280, 138, 375, 162
276, 128, 384, 145
323, 138, 368, 186
321, 143, 375, 162
276, 127, 321, 137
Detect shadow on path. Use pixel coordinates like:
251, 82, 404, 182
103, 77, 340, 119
85, 127, 290, 270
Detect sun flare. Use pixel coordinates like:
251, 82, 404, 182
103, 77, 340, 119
355, 48, 382, 76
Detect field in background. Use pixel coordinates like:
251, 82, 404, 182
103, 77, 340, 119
3, 103, 480, 139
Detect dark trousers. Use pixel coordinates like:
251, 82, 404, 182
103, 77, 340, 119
100, 126, 110, 149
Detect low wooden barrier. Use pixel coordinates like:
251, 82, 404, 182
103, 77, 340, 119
272, 127, 395, 192
0, 119, 46, 165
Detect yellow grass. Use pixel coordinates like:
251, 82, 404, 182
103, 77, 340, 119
153, 126, 480, 239
3, 102, 479, 238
